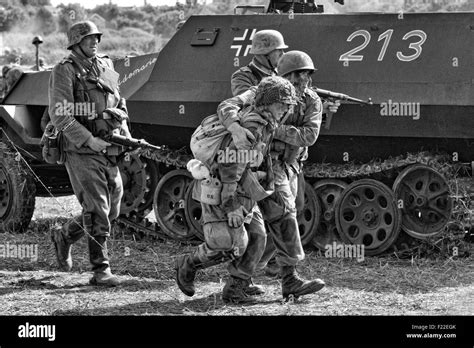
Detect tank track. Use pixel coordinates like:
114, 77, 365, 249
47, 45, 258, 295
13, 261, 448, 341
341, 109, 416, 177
116, 146, 473, 247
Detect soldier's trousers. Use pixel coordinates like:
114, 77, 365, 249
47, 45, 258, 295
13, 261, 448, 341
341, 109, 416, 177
63, 152, 123, 271
195, 202, 267, 280
257, 160, 304, 268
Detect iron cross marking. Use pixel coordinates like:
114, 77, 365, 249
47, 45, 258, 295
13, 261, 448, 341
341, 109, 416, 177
231, 28, 257, 57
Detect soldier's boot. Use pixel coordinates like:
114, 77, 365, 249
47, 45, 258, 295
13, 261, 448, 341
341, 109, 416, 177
242, 277, 265, 296
88, 236, 120, 287
222, 276, 257, 304
176, 251, 227, 297
175, 252, 201, 297
281, 265, 325, 300
50, 216, 85, 272
51, 225, 73, 272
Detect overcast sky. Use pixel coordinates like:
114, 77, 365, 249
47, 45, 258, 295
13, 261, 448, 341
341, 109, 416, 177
50, 0, 185, 9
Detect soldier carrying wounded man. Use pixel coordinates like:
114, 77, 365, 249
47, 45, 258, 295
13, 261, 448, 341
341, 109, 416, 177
176, 76, 298, 303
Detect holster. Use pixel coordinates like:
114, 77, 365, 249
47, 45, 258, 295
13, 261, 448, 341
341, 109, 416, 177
41, 121, 65, 164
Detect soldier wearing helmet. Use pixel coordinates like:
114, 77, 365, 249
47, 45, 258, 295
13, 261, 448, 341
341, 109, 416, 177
49, 20, 131, 287
218, 50, 328, 299
231, 29, 288, 97
176, 76, 298, 303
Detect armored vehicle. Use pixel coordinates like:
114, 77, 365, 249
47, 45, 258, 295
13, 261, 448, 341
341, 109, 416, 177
0, 0, 472, 255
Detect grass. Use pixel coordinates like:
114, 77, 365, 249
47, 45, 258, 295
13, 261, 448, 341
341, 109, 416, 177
0, 195, 472, 316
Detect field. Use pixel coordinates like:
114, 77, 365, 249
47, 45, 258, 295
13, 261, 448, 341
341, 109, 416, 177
0, 195, 472, 317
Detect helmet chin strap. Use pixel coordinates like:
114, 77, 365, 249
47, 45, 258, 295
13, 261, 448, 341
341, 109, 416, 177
79, 46, 96, 59
264, 54, 278, 74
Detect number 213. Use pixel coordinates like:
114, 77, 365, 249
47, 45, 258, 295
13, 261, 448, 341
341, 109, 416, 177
339, 29, 427, 62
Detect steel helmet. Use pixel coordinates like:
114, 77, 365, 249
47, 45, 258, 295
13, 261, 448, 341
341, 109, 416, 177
249, 30, 288, 55
277, 50, 316, 76
255, 76, 297, 107
67, 21, 102, 50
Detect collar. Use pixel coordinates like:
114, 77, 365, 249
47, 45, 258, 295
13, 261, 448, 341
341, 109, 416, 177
249, 57, 274, 77
70, 49, 97, 70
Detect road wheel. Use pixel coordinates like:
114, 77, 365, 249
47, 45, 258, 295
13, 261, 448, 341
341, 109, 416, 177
393, 164, 452, 239
153, 169, 195, 240
0, 142, 36, 233
297, 180, 321, 246
335, 179, 401, 256
312, 179, 347, 250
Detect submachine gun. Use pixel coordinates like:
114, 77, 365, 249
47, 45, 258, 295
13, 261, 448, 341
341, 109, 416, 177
313, 87, 373, 130
103, 133, 164, 152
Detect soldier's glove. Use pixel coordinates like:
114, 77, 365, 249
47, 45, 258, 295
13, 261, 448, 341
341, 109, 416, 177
227, 205, 248, 228
221, 182, 238, 208
228, 122, 255, 150
323, 100, 341, 114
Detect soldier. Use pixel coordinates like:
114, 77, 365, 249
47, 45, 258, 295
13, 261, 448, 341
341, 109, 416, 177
229, 33, 340, 276
218, 51, 326, 299
49, 21, 131, 286
176, 76, 297, 303
231, 30, 288, 97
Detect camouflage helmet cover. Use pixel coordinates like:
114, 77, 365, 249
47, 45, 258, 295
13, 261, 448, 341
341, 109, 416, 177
277, 50, 316, 76
255, 76, 297, 107
67, 21, 102, 50
250, 29, 288, 55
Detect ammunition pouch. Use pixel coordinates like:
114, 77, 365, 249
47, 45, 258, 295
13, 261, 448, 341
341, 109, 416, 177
282, 144, 301, 164
272, 140, 301, 164
41, 121, 65, 164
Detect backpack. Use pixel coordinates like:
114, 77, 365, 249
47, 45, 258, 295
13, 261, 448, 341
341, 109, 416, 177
190, 113, 230, 169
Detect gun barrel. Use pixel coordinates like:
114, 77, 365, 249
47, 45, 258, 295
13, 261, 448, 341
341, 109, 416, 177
105, 134, 162, 151
314, 87, 373, 105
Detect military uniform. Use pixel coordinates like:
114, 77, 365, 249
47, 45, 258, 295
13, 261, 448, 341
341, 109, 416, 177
231, 58, 274, 96
182, 106, 275, 298
178, 108, 275, 301
217, 86, 322, 268
49, 50, 126, 276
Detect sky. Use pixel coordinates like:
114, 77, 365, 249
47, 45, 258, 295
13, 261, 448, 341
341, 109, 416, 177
50, 0, 186, 9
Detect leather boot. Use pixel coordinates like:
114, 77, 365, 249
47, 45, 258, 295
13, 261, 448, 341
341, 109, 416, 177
222, 276, 256, 304
176, 251, 228, 297
51, 225, 73, 272
242, 277, 265, 296
88, 236, 120, 287
175, 252, 201, 297
281, 265, 325, 299
51, 216, 85, 272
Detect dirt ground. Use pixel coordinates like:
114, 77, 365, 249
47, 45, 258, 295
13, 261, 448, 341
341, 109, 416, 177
0, 196, 472, 317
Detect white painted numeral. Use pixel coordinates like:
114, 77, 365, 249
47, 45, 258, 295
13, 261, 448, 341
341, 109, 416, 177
339, 30, 371, 62
396, 30, 427, 62
377, 29, 393, 61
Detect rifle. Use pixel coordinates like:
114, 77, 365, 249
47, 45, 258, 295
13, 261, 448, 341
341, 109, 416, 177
313, 87, 373, 129
103, 133, 163, 152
